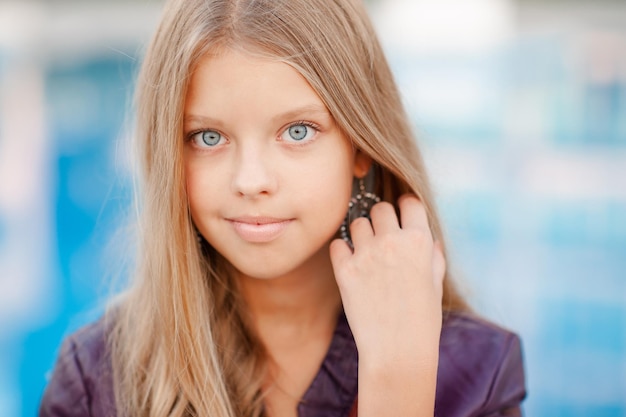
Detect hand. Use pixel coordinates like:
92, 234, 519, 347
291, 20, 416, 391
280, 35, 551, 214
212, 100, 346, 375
330, 194, 445, 415
329, 194, 445, 368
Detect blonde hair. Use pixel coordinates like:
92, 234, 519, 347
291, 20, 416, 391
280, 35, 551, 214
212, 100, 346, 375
110, 0, 468, 416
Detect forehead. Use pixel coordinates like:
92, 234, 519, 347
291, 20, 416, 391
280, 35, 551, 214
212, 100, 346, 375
184, 49, 327, 121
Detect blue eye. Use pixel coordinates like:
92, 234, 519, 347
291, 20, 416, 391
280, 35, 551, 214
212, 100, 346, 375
190, 130, 223, 147
289, 125, 308, 141
281, 123, 316, 143
201, 130, 222, 146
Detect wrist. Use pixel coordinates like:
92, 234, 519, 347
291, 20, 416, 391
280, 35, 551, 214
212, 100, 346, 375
359, 351, 439, 381
357, 338, 440, 372
357, 355, 438, 417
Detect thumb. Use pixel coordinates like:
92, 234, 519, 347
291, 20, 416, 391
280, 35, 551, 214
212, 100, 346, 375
329, 238, 352, 272
432, 240, 446, 302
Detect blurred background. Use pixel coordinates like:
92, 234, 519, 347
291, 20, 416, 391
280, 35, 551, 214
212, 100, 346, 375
0, 0, 624, 416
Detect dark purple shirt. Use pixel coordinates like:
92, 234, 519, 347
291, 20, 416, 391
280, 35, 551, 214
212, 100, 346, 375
40, 311, 526, 416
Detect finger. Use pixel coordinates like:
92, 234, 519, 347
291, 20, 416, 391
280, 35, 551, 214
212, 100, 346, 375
329, 238, 353, 268
398, 194, 429, 231
349, 216, 374, 245
369, 201, 399, 235
432, 240, 446, 302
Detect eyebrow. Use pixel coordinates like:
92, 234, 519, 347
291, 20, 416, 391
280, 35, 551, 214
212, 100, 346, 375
183, 104, 331, 127
269, 104, 331, 123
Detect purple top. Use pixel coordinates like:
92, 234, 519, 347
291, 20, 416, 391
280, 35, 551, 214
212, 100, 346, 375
40, 311, 526, 416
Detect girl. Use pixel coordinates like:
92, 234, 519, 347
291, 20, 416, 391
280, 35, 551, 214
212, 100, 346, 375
40, 0, 526, 416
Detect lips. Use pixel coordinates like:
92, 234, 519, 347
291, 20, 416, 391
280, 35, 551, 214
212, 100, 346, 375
227, 216, 293, 243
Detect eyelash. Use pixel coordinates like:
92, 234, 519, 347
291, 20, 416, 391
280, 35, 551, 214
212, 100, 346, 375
281, 121, 321, 146
185, 120, 322, 149
185, 129, 227, 148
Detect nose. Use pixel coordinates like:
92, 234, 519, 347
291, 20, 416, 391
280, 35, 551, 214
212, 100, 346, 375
231, 142, 277, 198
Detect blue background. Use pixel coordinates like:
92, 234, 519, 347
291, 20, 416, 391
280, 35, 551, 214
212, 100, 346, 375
0, 1, 624, 416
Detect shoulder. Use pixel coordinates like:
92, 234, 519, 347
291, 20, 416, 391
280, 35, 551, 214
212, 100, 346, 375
39, 316, 117, 417
435, 311, 527, 417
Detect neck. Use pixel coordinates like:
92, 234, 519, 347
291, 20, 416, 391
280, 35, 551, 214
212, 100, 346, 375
236, 242, 342, 339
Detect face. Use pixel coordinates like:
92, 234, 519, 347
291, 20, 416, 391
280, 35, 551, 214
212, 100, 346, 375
184, 49, 369, 280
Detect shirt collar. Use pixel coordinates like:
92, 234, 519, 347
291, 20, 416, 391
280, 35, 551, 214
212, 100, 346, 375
297, 310, 358, 417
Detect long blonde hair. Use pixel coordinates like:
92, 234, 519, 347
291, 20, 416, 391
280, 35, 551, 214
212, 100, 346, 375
110, 0, 468, 415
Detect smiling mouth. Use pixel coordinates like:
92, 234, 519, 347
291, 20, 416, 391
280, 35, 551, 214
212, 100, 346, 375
227, 217, 293, 243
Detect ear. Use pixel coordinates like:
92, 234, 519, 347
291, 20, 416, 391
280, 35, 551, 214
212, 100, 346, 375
353, 150, 372, 179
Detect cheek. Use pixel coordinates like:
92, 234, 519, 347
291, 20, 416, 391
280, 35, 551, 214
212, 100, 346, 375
185, 161, 215, 220
297, 153, 354, 218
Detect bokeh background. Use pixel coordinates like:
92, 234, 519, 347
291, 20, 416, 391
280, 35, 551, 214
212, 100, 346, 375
0, 0, 624, 416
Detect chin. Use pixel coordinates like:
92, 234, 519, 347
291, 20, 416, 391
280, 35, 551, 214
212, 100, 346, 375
227, 243, 331, 282
231, 261, 295, 281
